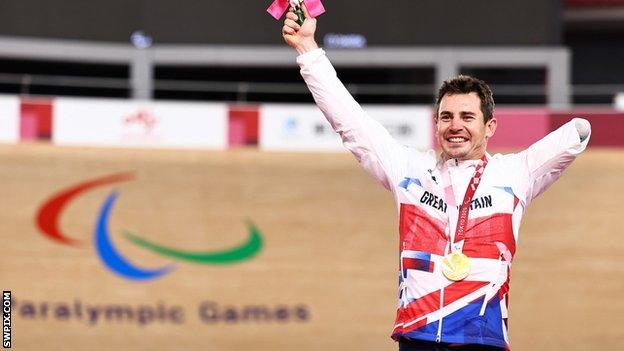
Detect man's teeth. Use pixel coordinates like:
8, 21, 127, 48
448, 137, 467, 143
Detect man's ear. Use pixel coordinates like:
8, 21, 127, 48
485, 117, 497, 140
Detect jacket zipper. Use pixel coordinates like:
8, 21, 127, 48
436, 287, 445, 342
436, 241, 451, 343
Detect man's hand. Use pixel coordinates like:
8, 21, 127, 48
282, 3, 319, 55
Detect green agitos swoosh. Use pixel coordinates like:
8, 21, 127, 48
123, 220, 263, 264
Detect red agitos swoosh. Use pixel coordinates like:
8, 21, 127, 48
36, 173, 135, 245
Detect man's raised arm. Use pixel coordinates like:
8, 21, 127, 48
518, 118, 591, 205
281, 5, 414, 191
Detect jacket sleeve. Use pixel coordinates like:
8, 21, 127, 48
517, 118, 591, 205
297, 48, 413, 191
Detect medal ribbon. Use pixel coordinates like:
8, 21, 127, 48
445, 155, 488, 251
267, 0, 326, 20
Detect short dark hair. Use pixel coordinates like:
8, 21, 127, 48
435, 75, 495, 123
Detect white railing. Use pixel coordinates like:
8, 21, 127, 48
0, 36, 574, 107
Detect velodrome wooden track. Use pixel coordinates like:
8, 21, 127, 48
0, 143, 622, 351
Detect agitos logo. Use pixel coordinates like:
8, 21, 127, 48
35, 173, 263, 281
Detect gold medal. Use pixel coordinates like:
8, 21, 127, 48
442, 251, 471, 281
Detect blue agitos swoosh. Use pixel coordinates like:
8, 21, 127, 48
95, 191, 174, 281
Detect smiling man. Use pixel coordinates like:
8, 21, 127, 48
435, 79, 497, 162
282, 5, 591, 351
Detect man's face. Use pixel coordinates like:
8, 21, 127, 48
435, 92, 497, 161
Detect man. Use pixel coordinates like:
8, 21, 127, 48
282, 5, 591, 351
